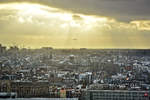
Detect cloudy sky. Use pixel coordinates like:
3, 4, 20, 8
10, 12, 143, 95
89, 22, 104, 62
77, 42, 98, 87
0, 0, 150, 49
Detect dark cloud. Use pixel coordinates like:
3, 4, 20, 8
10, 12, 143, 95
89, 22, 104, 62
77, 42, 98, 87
72, 15, 82, 20
0, 0, 150, 22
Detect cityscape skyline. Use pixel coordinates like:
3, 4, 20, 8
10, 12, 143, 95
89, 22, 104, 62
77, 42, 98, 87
1, 0, 150, 99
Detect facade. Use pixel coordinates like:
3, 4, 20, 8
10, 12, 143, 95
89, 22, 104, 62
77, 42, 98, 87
0, 80, 11, 92
84, 90, 150, 100
11, 81, 50, 98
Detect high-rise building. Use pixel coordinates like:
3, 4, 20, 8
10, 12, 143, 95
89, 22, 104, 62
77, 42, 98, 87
0, 44, 6, 55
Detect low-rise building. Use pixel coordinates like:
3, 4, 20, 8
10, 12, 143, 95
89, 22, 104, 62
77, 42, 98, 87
84, 90, 150, 100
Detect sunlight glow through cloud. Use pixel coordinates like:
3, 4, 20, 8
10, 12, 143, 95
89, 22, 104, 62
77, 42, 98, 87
0, 2, 150, 49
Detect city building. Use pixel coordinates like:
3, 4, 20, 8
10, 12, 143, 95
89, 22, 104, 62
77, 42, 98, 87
84, 90, 150, 100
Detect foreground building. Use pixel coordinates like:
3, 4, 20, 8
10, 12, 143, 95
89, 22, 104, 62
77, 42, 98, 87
84, 90, 150, 100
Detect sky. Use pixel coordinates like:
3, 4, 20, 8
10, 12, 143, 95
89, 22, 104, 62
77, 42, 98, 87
0, 0, 150, 49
